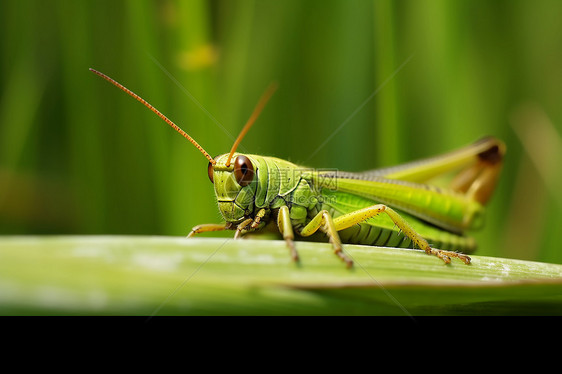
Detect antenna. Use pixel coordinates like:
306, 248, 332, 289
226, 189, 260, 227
225, 82, 278, 166
89, 68, 215, 164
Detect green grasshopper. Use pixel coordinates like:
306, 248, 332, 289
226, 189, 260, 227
90, 68, 505, 268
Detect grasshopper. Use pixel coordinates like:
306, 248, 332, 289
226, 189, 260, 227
90, 68, 505, 268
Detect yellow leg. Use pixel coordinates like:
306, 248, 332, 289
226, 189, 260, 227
332, 204, 471, 265
251, 208, 268, 229
299, 210, 353, 268
277, 206, 299, 262
234, 209, 269, 239
234, 218, 254, 239
187, 223, 230, 238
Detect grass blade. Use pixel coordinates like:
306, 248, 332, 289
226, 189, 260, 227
1, 236, 562, 315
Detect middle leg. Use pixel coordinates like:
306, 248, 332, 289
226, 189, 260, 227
298, 210, 354, 268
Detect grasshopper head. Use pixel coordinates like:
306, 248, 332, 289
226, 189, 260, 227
208, 153, 257, 223
203, 82, 277, 223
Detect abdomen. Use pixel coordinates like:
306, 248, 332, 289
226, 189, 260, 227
336, 220, 476, 253
320, 190, 477, 254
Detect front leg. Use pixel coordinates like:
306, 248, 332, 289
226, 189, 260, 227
187, 222, 232, 238
233, 207, 300, 264
234, 208, 270, 239
233, 218, 255, 239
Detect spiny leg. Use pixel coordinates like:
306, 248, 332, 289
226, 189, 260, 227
298, 210, 353, 268
187, 223, 231, 238
234, 218, 254, 239
234, 209, 270, 239
332, 204, 471, 265
251, 208, 268, 229
277, 206, 299, 262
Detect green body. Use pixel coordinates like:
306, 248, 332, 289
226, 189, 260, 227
211, 149, 486, 254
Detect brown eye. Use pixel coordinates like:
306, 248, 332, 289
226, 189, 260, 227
207, 161, 214, 183
234, 155, 254, 187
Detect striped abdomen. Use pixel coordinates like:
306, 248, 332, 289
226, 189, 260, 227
321, 191, 477, 254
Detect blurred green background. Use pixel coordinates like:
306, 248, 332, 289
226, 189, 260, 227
1, 0, 561, 264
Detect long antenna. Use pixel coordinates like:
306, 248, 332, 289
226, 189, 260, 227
225, 82, 278, 167
89, 68, 215, 164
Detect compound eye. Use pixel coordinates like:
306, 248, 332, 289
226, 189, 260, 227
207, 161, 214, 183
233, 155, 255, 187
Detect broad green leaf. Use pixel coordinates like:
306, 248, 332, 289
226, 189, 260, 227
1, 236, 561, 316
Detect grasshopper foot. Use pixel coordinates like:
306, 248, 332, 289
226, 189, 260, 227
339, 252, 354, 269
334, 246, 354, 268
284, 238, 300, 263
427, 248, 471, 265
